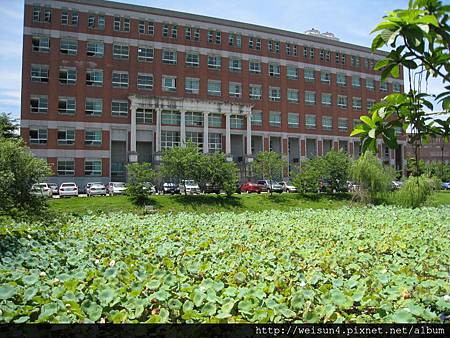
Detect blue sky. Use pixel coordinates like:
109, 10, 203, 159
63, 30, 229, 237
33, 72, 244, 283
0, 0, 446, 120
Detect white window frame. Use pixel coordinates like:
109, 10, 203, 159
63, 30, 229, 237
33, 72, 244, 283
31, 64, 49, 83
305, 91, 316, 105
251, 111, 263, 126
85, 129, 102, 146
137, 73, 153, 90
84, 159, 102, 176
269, 63, 280, 77
60, 38, 77, 55
249, 61, 261, 74
207, 80, 221, 96
185, 77, 200, 94
249, 85, 262, 100
185, 52, 199, 67
322, 116, 333, 131
207, 55, 221, 69
320, 71, 331, 84
229, 82, 242, 98
112, 71, 129, 88
86, 69, 103, 87
337, 73, 347, 86
162, 76, 177, 92
162, 49, 177, 64
57, 159, 75, 176
288, 113, 299, 128
305, 114, 316, 129
321, 93, 332, 106
111, 100, 128, 117
337, 95, 348, 108
58, 96, 76, 115
86, 40, 104, 57
269, 87, 281, 102
338, 118, 348, 131
304, 68, 315, 81
269, 111, 281, 128
352, 97, 362, 111
59, 67, 76, 85
287, 66, 298, 80
85, 98, 102, 116
287, 89, 299, 103
229, 58, 242, 72
30, 95, 48, 113
138, 46, 154, 62
57, 129, 75, 145
113, 44, 129, 59
29, 128, 47, 144
32, 36, 50, 53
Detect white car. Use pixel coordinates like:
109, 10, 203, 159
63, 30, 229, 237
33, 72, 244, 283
179, 180, 200, 194
31, 183, 52, 198
279, 181, 297, 193
87, 183, 107, 196
59, 182, 79, 197
85, 182, 103, 195
48, 183, 59, 195
108, 182, 127, 196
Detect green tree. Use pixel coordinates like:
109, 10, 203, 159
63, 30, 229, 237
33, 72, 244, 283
126, 162, 158, 205
160, 143, 203, 195
250, 151, 288, 194
198, 152, 239, 196
350, 151, 396, 204
0, 113, 19, 140
292, 156, 326, 193
0, 138, 52, 215
351, 0, 450, 176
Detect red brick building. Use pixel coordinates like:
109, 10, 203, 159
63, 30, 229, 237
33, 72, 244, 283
21, 0, 405, 185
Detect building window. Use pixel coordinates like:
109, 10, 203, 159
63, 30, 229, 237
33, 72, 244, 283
29, 128, 47, 144
321, 93, 332, 106
380, 82, 388, 91
112, 71, 129, 88
353, 118, 362, 129
85, 98, 102, 116
269, 63, 280, 77
31, 64, 49, 83
85, 130, 102, 145
248, 37, 254, 49
98, 16, 105, 30
162, 49, 177, 64
208, 133, 222, 153
57, 160, 75, 176
185, 112, 203, 127
162, 23, 169, 37
367, 99, 375, 110
393, 82, 401, 92
114, 16, 121, 31
230, 115, 244, 129
287, 89, 299, 103
338, 118, 348, 131
251, 111, 262, 126
215, 31, 221, 44
268, 40, 273, 52
113, 44, 129, 59
30, 96, 48, 113
57, 129, 75, 145
229, 58, 242, 72
44, 6, 51, 23
288, 113, 299, 128
304, 91, 316, 105
138, 47, 154, 62
352, 97, 362, 111
337, 95, 348, 108
185, 52, 200, 67
88, 14, 95, 28
60, 38, 77, 55
161, 111, 180, 125
256, 38, 261, 50
86, 69, 103, 87
337, 73, 346, 86
352, 75, 361, 88
58, 97, 76, 115
207, 55, 221, 69
185, 77, 200, 94
84, 160, 102, 176
59, 68, 76, 85
229, 82, 242, 98
287, 66, 298, 80
111, 101, 128, 117
87, 40, 104, 57
137, 73, 153, 90
366, 78, 375, 91
304, 68, 315, 81
161, 131, 180, 149
186, 132, 203, 151
193, 28, 200, 41
170, 24, 178, 38
207, 80, 221, 96
33, 5, 41, 22
249, 85, 262, 100
269, 87, 281, 101
162, 76, 177, 92
148, 22, 155, 35
209, 114, 222, 127
249, 61, 261, 74
123, 17, 130, 32
32, 36, 50, 52
305, 114, 316, 129
269, 112, 281, 128
185, 26, 192, 40
320, 71, 331, 84
136, 109, 153, 124
351, 55, 360, 67
322, 116, 332, 131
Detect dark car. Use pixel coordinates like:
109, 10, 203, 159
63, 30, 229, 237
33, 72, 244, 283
240, 182, 262, 193
161, 182, 180, 194
201, 183, 221, 194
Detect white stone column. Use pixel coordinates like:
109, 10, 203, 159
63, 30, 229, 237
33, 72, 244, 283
246, 112, 252, 155
128, 104, 138, 163
155, 107, 162, 153
180, 110, 186, 147
225, 112, 231, 154
203, 112, 209, 153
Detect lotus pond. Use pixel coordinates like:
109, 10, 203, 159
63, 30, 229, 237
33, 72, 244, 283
0, 206, 449, 323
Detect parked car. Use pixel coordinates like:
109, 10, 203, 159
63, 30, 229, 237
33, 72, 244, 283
31, 183, 52, 198
143, 182, 157, 194
108, 182, 127, 196
257, 180, 283, 193
240, 182, 262, 194
87, 183, 107, 196
441, 182, 450, 190
59, 182, 79, 197
179, 180, 200, 194
48, 183, 59, 195
201, 183, 221, 194
392, 180, 403, 190
85, 182, 103, 195
279, 181, 297, 193
161, 182, 180, 194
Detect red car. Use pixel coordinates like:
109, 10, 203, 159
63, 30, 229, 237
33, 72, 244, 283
240, 182, 262, 193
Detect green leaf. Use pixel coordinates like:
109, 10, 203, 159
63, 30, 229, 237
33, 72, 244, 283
0, 285, 17, 300
13, 316, 30, 323
24, 287, 38, 301
391, 309, 416, 323
360, 115, 375, 128
81, 300, 103, 322
98, 287, 116, 306
368, 129, 376, 139
38, 302, 59, 320
201, 302, 217, 316
23, 274, 39, 285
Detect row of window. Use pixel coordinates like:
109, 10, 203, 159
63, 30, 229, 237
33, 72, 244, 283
32, 5, 376, 68
52, 158, 102, 176
29, 128, 103, 146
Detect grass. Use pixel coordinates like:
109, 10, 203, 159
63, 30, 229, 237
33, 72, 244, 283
48, 192, 353, 215
47, 190, 450, 215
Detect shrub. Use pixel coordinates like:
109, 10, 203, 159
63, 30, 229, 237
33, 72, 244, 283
395, 175, 437, 208
350, 151, 396, 204
126, 162, 157, 206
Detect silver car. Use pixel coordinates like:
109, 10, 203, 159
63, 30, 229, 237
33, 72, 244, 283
87, 183, 107, 196
31, 183, 52, 198
59, 182, 79, 197
108, 182, 127, 196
